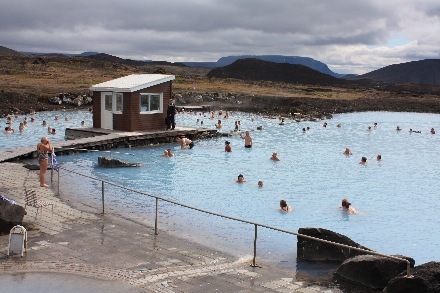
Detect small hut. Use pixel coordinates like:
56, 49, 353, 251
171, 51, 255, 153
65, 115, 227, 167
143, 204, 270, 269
90, 74, 175, 131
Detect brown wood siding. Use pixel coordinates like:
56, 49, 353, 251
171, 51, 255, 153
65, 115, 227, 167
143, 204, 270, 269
92, 91, 101, 128
112, 81, 171, 132
113, 92, 131, 131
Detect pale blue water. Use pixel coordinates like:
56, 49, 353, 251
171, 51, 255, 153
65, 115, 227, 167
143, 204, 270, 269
6, 110, 440, 269
1, 110, 93, 151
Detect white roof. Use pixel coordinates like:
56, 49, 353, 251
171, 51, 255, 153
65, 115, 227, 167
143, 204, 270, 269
89, 74, 175, 92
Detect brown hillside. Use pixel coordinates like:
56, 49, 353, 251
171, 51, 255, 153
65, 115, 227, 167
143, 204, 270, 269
0, 46, 23, 56
207, 58, 352, 86
351, 59, 440, 85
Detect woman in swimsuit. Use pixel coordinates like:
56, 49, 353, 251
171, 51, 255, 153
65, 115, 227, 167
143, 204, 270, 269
37, 136, 52, 187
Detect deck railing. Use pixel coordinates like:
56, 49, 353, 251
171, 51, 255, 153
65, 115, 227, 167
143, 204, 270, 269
54, 166, 412, 277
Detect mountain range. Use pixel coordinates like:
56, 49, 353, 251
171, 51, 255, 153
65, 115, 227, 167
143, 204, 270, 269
207, 58, 352, 86
1, 45, 440, 85
351, 59, 440, 85
182, 55, 345, 78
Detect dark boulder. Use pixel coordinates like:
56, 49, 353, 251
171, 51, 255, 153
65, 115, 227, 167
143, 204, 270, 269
334, 255, 411, 290
49, 96, 62, 105
297, 227, 371, 262
384, 261, 440, 293
0, 198, 27, 235
98, 156, 144, 168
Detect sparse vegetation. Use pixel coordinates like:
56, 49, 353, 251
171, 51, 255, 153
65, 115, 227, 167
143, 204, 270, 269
1, 54, 440, 118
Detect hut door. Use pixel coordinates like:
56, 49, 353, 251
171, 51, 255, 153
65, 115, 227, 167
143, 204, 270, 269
101, 93, 113, 129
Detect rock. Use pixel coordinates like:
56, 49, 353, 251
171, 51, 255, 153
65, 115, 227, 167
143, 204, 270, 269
63, 96, 73, 104
0, 197, 27, 235
72, 96, 83, 106
297, 227, 371, 262
334, 255, 411, 290
98, 156, 144, 168
384, 261, 440, 293
49, 96, 62, 105
83, 96, 93, 105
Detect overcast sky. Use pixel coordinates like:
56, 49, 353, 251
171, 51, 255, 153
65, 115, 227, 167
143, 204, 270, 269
1, 0, 439, 74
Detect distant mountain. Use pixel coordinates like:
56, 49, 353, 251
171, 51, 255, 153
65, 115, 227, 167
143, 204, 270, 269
207, 58, 351, 86
184, 55, 345, 78
0, 46, 23, 56
350, 59, 440, 85
77, 52, 99, 56
83, 53, 187, 67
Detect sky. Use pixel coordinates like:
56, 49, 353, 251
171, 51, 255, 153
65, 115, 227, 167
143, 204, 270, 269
1, 0, 440, 74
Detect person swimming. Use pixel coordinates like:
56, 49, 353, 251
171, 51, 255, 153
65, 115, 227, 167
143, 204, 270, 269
343, 148, 353, 155
236, 174, 246, 183
396, 126, 402, 131
225, 141, 232, 152
270, 152, 280, 161
279, 200, 292, 212
341, 198, 356, 214
359, 157, 368, 164
258, 180, 263, 187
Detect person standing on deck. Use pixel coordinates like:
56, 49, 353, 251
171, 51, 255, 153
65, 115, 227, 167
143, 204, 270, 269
166, 98, 176, 130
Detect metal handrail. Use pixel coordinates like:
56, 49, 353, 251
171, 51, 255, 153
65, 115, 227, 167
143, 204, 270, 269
56, 166, 412, 277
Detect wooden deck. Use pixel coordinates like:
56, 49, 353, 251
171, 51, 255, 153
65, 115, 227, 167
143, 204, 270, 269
0, 126, 219, 163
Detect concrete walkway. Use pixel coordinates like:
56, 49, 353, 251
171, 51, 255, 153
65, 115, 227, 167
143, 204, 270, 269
0, 162, 343, 293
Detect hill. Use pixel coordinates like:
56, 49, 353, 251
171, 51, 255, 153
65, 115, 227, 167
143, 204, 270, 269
184, 54, 343, 77
350, 59, 440, 85
0, 46, 23, 56
207, 58, 351, 86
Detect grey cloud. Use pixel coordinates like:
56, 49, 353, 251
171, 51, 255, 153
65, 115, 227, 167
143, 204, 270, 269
1, 0, 439, 74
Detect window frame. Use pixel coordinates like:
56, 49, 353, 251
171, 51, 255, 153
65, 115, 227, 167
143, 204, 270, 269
140, 93, 163, 114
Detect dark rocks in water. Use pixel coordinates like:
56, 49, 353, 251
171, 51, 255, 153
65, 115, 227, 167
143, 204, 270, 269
0, 198, 27, 235
98, 156, 143, 168
297, 227, 371, 262
334, 255, 412, 290
384, 261, 440, 293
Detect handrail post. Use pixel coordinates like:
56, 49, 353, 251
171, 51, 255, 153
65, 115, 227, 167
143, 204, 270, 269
57, 167, 60, 196
406, 261, 412, 278
101, 181, 105, 214
155, 197, 158, 235
250, 224, 258, 267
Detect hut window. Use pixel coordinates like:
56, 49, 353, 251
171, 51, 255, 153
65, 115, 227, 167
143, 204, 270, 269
115, 93, 123, 113
140, 93, 163, 113
104, 94, 112, 111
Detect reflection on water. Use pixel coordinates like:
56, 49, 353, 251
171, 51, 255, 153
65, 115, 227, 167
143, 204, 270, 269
23, 111, 440, 267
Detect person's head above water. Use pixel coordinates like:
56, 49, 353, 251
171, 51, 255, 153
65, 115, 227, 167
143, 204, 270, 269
237, 174, 245, 182
342, 198, 351, 208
